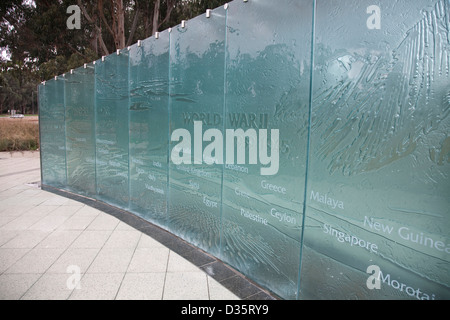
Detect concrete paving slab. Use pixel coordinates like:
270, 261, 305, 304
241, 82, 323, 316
57, 215, 96, 231
116, 273, 166, 300
86, 214, 120, 231
0, 248, 30, 273
35, 230, 82, 249
21, 273, 74, 300
0, 151, 275, 300
86, 247, 135, 273
103, 230, 141, 249
127, 247, 169, 273
68, 273, 124, 300
46, 247, 100, 274
163, 272, 210, 300
0, 230, 20, 247
1, 230, 51, 248
69, 230, 112, 249
5, 247, 65, 274
0, 273, 41, 300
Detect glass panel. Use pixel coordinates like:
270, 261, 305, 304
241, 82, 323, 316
299, 0, 450, 299
65, 65, 96, 196
39, 76, 67, 187
168, 7, 227, 255
37, 0, 450, 300
221, 0, 312, 299
129, 31, 170, 226
95, 51, 130, 209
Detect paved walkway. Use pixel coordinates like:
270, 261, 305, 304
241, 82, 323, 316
0, 151, 268, 300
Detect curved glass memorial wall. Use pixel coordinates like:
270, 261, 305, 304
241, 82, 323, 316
38, 0, 450, 300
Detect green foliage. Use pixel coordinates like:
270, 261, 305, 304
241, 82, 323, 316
0, 59, 39, 114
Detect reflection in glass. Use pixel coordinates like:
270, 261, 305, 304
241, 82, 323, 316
299, 0, 450, 300
168, 7, 226, 256
129, 31, 170, 226
39, 77, 67, 187
65, 66, 96, 196
221, 0, 312, 299
95, 51, 130, 209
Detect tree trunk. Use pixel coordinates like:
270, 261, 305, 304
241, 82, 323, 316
152, 0, 160, 36
112, 0, 126, 50
126, 8, 140, 47
158, 0, 176, 30
90, 29, 98, 56
78, 0, 109, 55
144, 14, 150, 38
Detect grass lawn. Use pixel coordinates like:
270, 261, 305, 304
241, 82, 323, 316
0, 116, 39, 151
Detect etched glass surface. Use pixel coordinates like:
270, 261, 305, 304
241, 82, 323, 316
220, 0, 312, 299
95, 51, 130, 208
299, 0, 450, 300
65, 66, 96, 196
37, 0, 450, 300
168, 8, 226, 255
39, 77, 67, 187
129, 31, 170, 225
